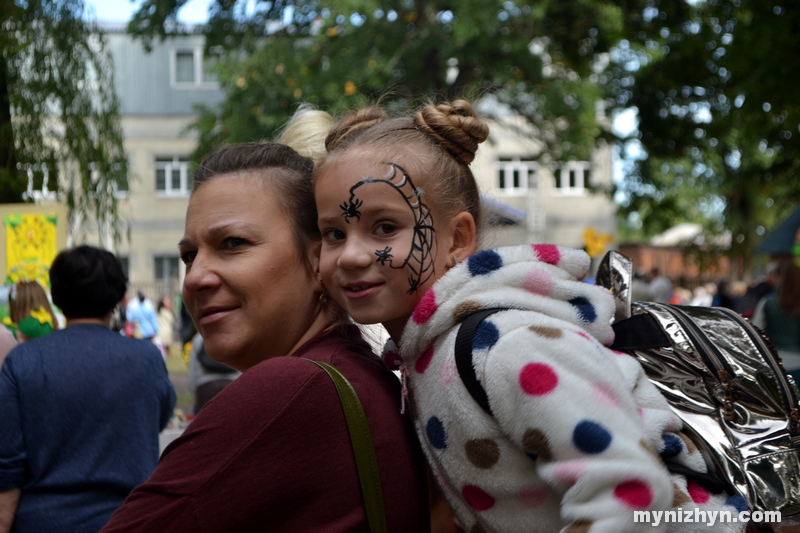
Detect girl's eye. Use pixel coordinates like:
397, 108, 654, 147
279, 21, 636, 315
180, 250, 196, 265
375, 223, 396, 236
323, 229, 345, 242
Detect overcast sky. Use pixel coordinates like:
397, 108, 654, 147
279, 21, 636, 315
83, 0, 212, 24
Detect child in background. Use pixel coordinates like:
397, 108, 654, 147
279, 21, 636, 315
5, 280, 59, 341
313, 100, 745, 532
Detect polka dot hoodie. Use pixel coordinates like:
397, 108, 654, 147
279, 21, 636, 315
385, 245, 746, 533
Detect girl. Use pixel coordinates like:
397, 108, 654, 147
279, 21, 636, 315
314, 100, 745, 532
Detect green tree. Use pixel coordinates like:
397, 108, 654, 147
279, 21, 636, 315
129, 0, 626, 162
1, 0, 128, 243
610, 0, 800, 272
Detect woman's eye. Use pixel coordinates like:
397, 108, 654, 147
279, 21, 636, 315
375, 223, 396, 235
180, 251, 196, 265
225, 237, 246, 249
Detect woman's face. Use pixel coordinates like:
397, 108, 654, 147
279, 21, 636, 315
180, 173, 322, 371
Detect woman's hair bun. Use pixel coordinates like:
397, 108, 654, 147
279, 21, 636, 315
413, 100, 489, 164
325, 107, 388, 152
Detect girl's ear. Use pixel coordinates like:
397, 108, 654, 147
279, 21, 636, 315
448, 211, 477, 264
307, 240, 324, 293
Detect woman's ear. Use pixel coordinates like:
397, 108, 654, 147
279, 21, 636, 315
307, 240, 324, 292
448, 211, 477, 264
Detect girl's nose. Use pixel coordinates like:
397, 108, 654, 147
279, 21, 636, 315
337, 237, 374, 270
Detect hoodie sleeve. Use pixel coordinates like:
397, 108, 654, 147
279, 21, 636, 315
477, 310, 674, 532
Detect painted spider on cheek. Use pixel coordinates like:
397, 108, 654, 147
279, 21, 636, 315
375, 246, 393, 265
340, 197, 363, 223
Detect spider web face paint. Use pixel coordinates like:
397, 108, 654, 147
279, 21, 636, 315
346, 162, 437, 294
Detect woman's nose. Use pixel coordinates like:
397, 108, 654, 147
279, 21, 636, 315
182, 252, 221, 294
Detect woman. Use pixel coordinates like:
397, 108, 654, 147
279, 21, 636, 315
753, 260, 800, 382
101, 142, 429, 532
5, 280, 59, 342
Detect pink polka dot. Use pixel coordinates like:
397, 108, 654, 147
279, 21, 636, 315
614, 479, 653, 509
687, 479, 710, 504
523, 268, 553, 295
532, 244, 561, 265
518, 485, 548, 508
415, 346, 434, 374
411, 289, 438, 324
519, 363, 558, 396
439, 355, 457, 388
384, 351, 402, 370
462, 485, 495, 511
591, 383, 619, 407
554, 460, 587, 485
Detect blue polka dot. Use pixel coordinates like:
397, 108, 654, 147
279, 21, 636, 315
661, 434, 684, 458
572, 420, 612, 454
725, 494, 748, 513
468, 250, 503, 276
426, 416, 448, 450
569, 296, 597, 323
473, 320, 499, 351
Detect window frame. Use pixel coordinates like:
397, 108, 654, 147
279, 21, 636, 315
170, 47, 220, 89
153, 255, 180, 281
552, 161, 591, 196
154, 156, 191, 197
494, 156, 539, 196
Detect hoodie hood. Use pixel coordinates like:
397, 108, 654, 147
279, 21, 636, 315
397, 244, 617, 363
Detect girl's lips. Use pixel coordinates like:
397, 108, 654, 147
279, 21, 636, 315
343, 283, 383, 300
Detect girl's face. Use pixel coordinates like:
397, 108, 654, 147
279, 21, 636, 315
315, 150, 456, 340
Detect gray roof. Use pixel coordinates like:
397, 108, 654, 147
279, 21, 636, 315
755, 205, 800, 254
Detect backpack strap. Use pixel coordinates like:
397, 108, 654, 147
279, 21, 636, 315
304, 359, 387, 533
454, 308, 507, 417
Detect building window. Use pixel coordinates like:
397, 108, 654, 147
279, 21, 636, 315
171, 47, 220, 88
553, 162, 591, 195
495, 156, 538, 195
154, 255, 180, 281
117, 256, 129, 278
155, 156, 191, 197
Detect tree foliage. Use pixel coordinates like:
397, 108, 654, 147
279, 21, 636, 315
610, 0, 800, 270
0, 0, 128, 244
129, 0, 626, 162
129, 0, 799, 271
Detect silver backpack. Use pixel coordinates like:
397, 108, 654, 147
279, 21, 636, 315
597, 251, 800, 522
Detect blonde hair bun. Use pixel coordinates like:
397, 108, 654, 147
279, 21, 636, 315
325, 107, 388, 152
414, 100, 489, 164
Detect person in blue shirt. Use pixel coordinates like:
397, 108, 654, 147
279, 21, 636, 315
0, 245, 176, 533
125, 291, 159, 341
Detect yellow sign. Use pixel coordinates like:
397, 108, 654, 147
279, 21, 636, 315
5, 213, 58, 286
583, 227, 615, 259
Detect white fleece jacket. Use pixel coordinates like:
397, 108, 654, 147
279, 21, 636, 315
385, 245, 745, 533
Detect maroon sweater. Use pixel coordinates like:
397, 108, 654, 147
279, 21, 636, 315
101, 325, 429, 532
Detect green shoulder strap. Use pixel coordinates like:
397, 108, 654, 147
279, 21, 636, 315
304, 359, 388, 533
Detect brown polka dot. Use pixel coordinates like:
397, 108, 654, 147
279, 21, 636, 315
673, 482, 691, 507
453, 301, 485, 323
465, 439, 501, 469
677, 432, 697, 454
522, 428, 552, 461
528, 325, 563, 339
564, 520, 593, 533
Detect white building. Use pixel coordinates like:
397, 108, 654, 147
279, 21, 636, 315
78, 29, 615, 295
